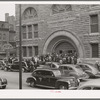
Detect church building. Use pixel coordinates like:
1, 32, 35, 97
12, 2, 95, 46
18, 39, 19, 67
15, 4, 100, 62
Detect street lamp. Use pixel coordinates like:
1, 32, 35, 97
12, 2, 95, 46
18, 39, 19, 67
19, 4, 22, 89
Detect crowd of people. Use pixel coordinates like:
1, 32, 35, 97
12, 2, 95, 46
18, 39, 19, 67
3, 52, 78, 72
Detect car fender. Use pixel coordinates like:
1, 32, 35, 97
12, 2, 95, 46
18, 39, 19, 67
26, 77, 36, 83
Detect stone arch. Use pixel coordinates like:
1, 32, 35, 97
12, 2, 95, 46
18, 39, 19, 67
23, 7, 38, 19
43, 30, 84, 58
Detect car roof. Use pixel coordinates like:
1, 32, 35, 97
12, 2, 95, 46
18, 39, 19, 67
78, 79, 100, 89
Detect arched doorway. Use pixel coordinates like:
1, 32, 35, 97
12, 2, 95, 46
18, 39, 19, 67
43, 31, 84, 58
52, 40, 76, 55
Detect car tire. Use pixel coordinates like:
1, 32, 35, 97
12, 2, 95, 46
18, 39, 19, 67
58, 84, 68, 89
2, 86, 6, 89
30, 81, 35, 87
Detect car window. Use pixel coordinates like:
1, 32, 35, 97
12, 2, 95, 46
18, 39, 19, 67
44, 71, 54, 76
79, 65, 90, 70
84, 65, 91, 70
68, 67, 73, 70
33, 71, 42, 76
51, 64, 56, 68
81, 87, 92, 90
64, 66, 68, 70
14, 62, 19, 65
59, 66, 63, 70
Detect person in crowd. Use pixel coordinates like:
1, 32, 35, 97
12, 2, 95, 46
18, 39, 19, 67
95, 61, 100, 71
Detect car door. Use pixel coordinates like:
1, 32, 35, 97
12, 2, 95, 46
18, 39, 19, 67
63, 66, 70, 75
44, 71, 57, 87
33, 70, 45, 85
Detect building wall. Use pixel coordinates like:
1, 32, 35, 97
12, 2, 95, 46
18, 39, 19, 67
15, 4, 100, 60
0, 14, 16, 59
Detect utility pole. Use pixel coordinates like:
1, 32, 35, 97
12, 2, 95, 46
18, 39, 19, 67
19, 4, 22, 89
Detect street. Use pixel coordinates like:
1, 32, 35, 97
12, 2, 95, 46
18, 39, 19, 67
1, 69, 100, 90
0, 70, 40, 89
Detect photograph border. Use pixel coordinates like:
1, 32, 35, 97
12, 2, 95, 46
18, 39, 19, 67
0, 0, 100, 99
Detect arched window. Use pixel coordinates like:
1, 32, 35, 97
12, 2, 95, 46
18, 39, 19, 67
23, 7, 37, 19
52, 4, 72, 14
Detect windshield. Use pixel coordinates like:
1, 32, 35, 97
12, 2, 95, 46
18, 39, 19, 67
53, 70, 61, 76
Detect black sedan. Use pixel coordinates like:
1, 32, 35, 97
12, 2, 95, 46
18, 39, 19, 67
26, 68, 80, 89
4, 61, 31, 72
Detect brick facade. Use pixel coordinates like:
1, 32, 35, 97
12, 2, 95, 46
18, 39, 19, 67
15, 4, 100, 61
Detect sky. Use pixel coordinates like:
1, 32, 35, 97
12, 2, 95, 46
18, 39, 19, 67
0, 3, 15, 21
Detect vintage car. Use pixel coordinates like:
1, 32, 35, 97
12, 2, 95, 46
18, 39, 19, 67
70, 79, 100, 90
4, 61, 30, 72
77, 63, 100, 78
58, 64, 89, 81
0, 77, 7, 89
26, 68, 80, 89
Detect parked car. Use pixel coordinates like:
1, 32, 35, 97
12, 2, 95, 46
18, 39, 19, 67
58, 64, 89, 81
4, 61, 31, 72
77, 63, 100, 78
70, 79, 100, 90
0, 77, 7, 89
26, 68, 80, 89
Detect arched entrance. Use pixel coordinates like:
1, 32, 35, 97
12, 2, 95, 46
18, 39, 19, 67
52, 39, 76, 55
43, 31, 84, 58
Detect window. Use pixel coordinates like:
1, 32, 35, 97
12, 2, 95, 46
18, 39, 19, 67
0, 33, 2, 40
3, 33, 6, 40
9, 24, 14, 31
52, 4, 72, 14
90, 14, 98, 33
91, 43, 99, 58
34, 24, 38, 38
23, 7, 37, 19
34, 46, 38, 56
23, 47, 27, 57
28, 25, 32, 39
28, 46, 32, 57
22, 26, 27, 39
